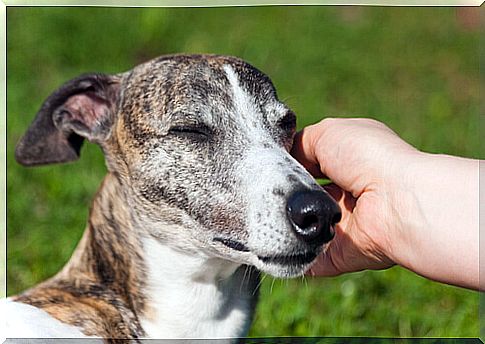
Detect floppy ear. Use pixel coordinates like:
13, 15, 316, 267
15, 73, 121, 167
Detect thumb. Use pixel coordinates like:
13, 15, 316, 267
291, 127, 325, 178
291, 119, 371, 198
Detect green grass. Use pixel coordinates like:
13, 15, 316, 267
6, 6, 480, 337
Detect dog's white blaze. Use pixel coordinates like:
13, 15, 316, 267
223, 64, 324, 276
223, 65, 270, 142
223, 65, 257, 122
140, 236, 251, 339
1, 298, 96, 339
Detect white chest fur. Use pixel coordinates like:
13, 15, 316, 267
140, 237, 255, 339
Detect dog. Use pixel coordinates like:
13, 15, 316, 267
4, 54, 341, 341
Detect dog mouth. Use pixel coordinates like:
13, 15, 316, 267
213, 237, 318, 266
257, 251, 317, 265
213, 237, 250, 252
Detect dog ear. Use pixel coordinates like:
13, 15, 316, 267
15, 73, 121, 167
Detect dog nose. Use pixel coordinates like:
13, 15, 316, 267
286, 189, 341, 245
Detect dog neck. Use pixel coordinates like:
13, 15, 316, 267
140, 237, 257, 338
58, 172, 258, 339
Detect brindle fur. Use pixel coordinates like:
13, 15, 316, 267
14, 174, 148, 340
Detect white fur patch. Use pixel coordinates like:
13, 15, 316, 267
223, 65, 259, 123
139, 236, 252, 339
223, 65, 271, 144
0, 297, 97, 339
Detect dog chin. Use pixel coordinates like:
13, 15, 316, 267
211, 236, 325, 278
255, 260, 314, 278
254, 250, 321, 278
218, 250, 315, 278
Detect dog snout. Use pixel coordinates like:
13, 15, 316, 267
286, 189, 341, 246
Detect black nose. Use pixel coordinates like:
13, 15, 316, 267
286, 189, 341, 245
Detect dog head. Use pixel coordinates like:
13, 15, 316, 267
15, 54, 341, 278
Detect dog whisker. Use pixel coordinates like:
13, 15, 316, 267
240, 265, 250, 294
270, 277, 276, 295
253, 274, 267, 296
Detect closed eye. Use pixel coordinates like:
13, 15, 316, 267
277, 111, 297, 132
168, 124, 213, 139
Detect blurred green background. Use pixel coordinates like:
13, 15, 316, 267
7, 6, 480, 337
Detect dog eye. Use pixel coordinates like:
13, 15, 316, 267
168, 125, 213, 139
277, 111, 296, 132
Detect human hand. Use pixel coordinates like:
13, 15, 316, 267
291, 118, 417, 276
291, 118, 479, 290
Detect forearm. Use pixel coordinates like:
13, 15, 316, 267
388, 152, 479, 290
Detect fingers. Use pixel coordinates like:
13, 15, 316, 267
306, 246, 342, 277
306, 220, 380, 277
306, 222, 355, 277
323, 183, 357, 214
306, 184, 357, 277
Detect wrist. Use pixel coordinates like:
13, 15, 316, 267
374, 149, 427, 268
385, 151, 479, 289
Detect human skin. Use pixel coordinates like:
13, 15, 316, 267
291, 118, 480, 291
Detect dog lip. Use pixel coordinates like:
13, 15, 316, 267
257, 251, 317, 266
213, 237, 250, 252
